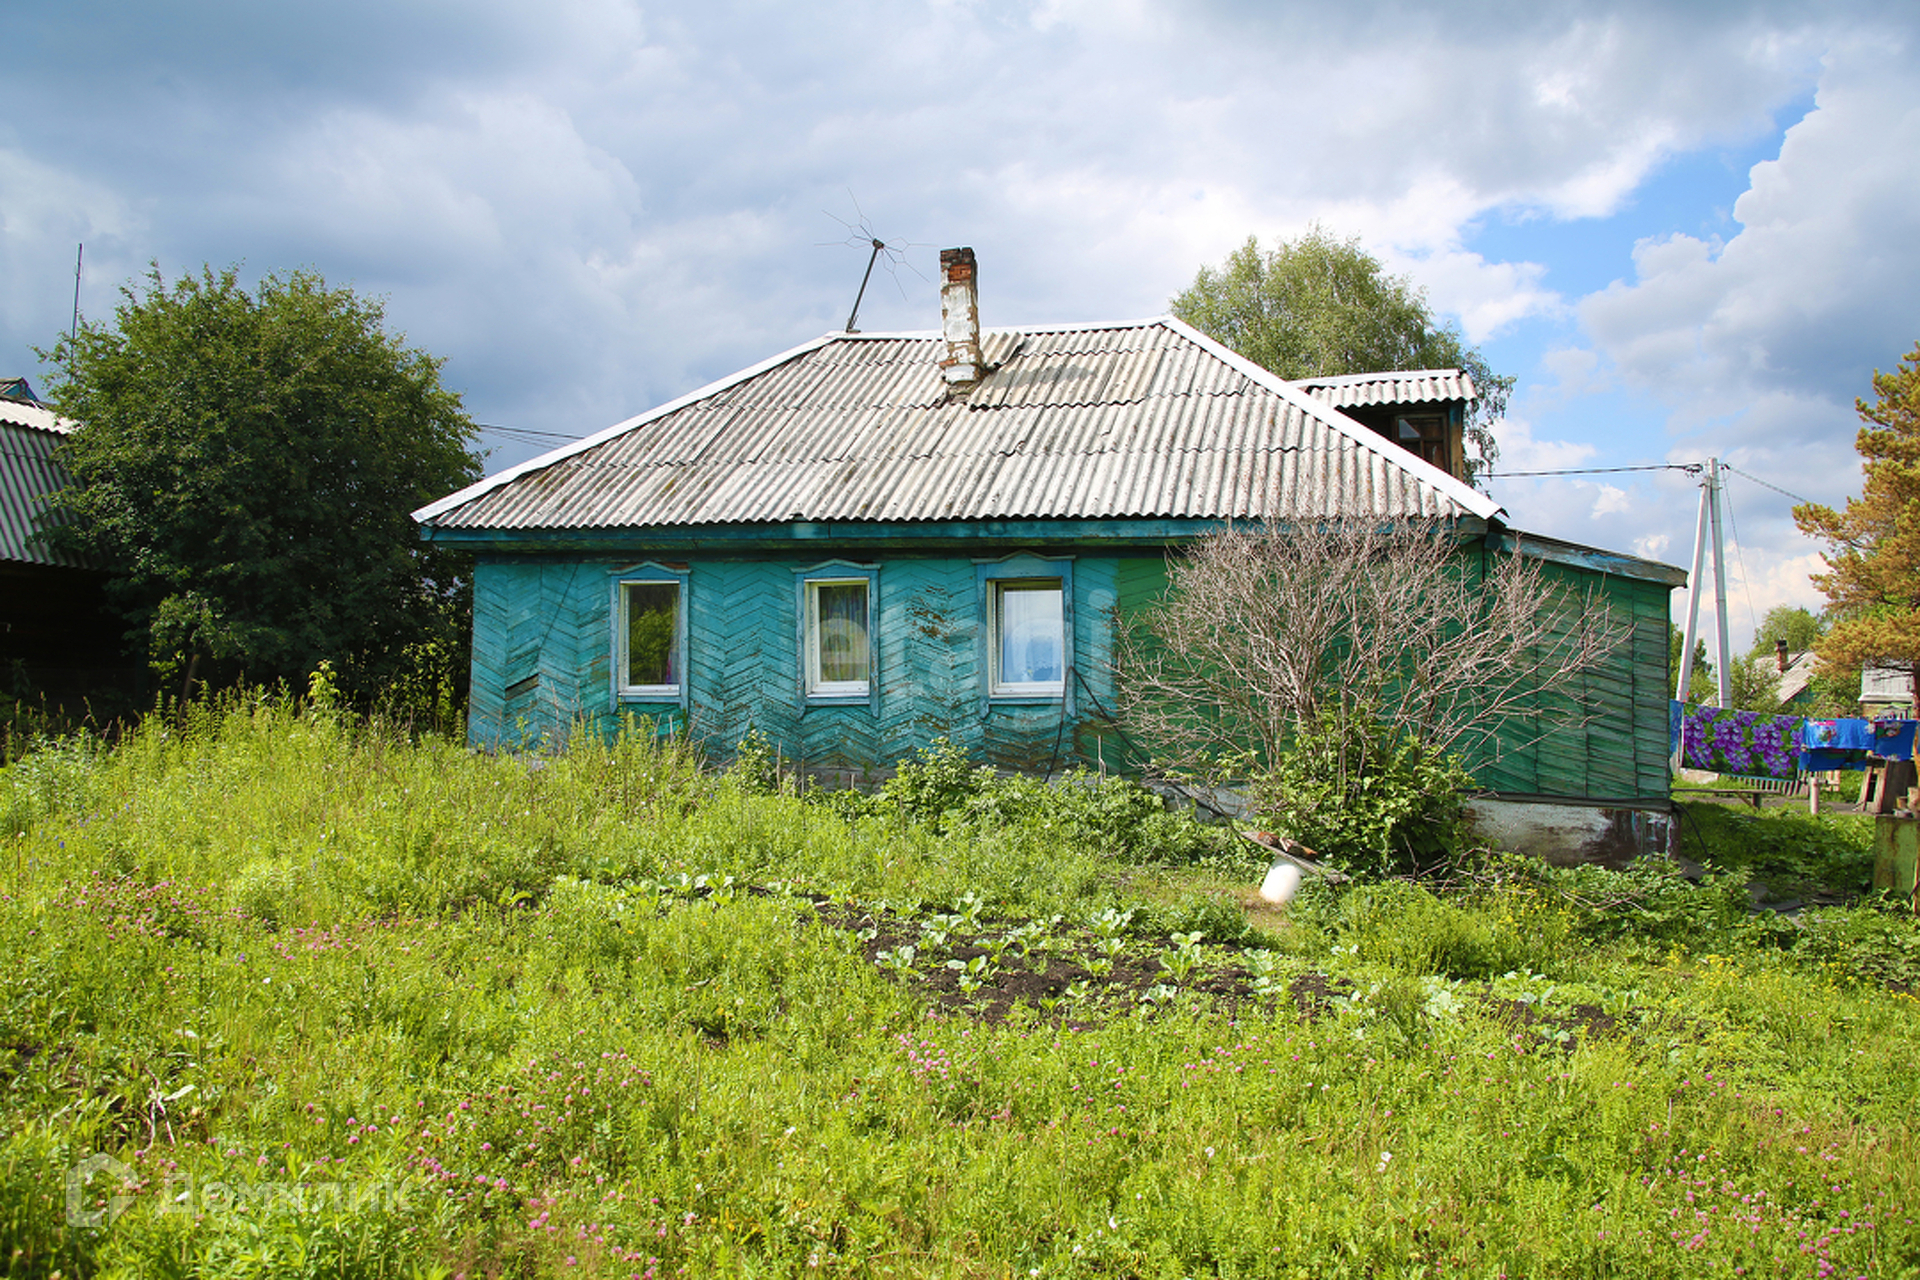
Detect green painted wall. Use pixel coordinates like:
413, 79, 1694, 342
469, 551, 1141, 776
468, 542, 1672, 801
1104, 546, 1672, 802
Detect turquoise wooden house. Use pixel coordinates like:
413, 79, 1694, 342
414, 249, 1684, 807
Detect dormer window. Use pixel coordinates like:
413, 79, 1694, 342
1393, 414, 1451, 471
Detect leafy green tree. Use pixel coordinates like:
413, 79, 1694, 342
1795, 341, 1920, 713
1170, 225, 1511, 480
1669, 622, 1713, 701
1724, 652, 1785, 716
1751, 605, 1826, 656
43, 265, 482, 703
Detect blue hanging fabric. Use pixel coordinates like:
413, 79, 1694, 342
1797, 717, 1917, 770
1870, 720, 1917, 762
1802, 719, 1875, 751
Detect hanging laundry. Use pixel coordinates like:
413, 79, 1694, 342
1678, 704, 1803, 780
1803, 719, 1877, 751
1799, 747, 1869, 773
1870, 719, 1917, 762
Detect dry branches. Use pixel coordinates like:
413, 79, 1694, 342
1112, 518, 1627, 780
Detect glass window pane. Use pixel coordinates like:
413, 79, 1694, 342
625, 583, 678, 688
997, 582, 1062, 686
814, 581, 868, 686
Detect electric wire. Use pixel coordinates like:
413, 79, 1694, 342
1719, 477, 1761, 645
476, 423, 585, 444
1723, 464, 1817, 508
1486, 463, 1699, 478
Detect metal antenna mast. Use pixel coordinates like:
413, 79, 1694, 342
845, 238, 884, 333
822, 197, 926, 334
70, 243, 83, 349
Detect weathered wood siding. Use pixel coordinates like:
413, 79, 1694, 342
1465, 566, 1672, 802
470, 545, 1672, 801
1106, 547, 1672, 803
469, 552, 1134, 775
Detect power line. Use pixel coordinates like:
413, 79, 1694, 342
1720, 475, 1760, 642
1486, 463, 1700, 478
475, 422, 585, 444
1722, 464, 1817, 508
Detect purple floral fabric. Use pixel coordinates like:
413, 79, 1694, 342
1679, 704, 1803, 779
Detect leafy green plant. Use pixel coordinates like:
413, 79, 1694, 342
1256, 709, 1475, 877
1554, 858, 1751, 950
727, 727, 784, 796
1797, 904, 1920, 990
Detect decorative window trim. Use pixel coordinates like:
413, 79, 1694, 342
975, 554, 1074, 713
610, 563, 690, 710
794, 561, 880, 711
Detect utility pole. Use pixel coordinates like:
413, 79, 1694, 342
1675, 457, 1733, 707
1706, 457, 1732, 708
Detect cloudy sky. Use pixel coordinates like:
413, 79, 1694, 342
6, 0, 1917, 654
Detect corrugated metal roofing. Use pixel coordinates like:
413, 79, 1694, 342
0, 398, 89, 567
418, 318, 1501, 533
1294, 368, 1477, 409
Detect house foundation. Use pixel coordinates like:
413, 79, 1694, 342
1464, 796, 1676, 869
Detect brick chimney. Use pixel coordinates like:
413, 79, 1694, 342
1775, 638, 1790, 673
939, 247, 983, 391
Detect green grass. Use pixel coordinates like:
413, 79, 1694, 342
3, 698, 1919, 1278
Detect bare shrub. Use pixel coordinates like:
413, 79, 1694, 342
1113, 518, 1627, 783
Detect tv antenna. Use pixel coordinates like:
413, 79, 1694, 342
822, 196, 925, 332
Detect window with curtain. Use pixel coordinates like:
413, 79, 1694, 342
990, 578, 1064, 695
806, 578, 870, 697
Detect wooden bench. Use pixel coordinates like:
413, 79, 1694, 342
1688, 775, 1802, 810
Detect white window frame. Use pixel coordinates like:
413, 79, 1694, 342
612, 565, 689, 707
794, 562, 880, 710
805, 577, 872, 698
976, 554, 1074, 709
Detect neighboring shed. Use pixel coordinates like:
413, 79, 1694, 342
0, 382, 139, 706
1774, 648, 1820, 709
1862, 665, 1916, 717
415, 249, 1683, 814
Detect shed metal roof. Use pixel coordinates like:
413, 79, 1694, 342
419, 318, 1501, 535
0, 397, 89, 568
1293, 368, 1477, 409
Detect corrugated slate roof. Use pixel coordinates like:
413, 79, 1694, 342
1294, 368, 1477, 409
0, 397, 89, 567
417, 318, 1501, 533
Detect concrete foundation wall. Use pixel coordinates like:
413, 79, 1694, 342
1465, 796, 1676, 869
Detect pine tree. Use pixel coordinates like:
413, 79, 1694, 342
1794, 341, 1920, 711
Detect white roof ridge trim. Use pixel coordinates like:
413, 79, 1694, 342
1159, 317, 1502, 522
1292, 368, 1470, 387
0, 403, 78, 434
826, 317, 1166, 341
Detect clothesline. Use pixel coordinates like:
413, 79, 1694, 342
1671, 703, 1917, 779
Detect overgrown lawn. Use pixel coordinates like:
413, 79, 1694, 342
4, 701, 1918, 1278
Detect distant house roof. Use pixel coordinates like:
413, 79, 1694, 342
0, 389, 89, 568
1775, 650, 1820, 705
417, 318, 1502, 534
1292, 368, 1477, 410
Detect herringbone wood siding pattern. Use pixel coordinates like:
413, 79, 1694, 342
469, 553, 1129, 774
466, 549, 1667, 801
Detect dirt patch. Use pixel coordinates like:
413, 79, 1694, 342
795, 896, 1617, 1048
